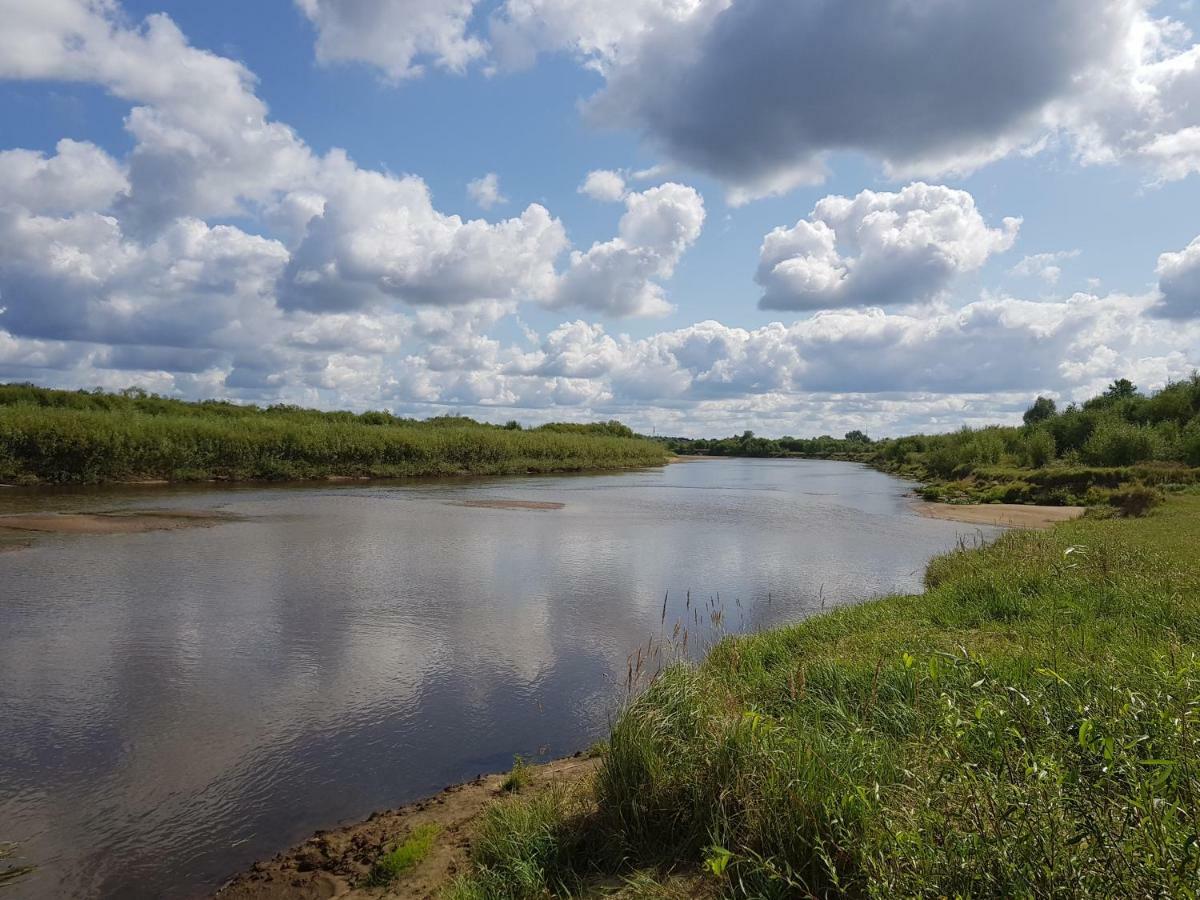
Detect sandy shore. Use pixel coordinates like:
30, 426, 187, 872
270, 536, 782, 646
0, 509, 238, 535
215, 756, 597, 900
917, 502, 1086, 529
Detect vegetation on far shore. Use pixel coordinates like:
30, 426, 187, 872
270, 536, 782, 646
666, 376, 1200, 507
448, 491, 1200, 898
0, 384, 667, 485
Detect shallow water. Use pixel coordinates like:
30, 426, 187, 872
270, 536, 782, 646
0, 459, 999, 898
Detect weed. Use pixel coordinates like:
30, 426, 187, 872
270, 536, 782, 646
501, 756, 532, 793
363, 823, 440, 886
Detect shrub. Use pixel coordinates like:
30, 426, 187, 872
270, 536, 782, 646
1108, 485, 1162, 517
1081, 419, 1158, 466
1020, 429, 1056, 467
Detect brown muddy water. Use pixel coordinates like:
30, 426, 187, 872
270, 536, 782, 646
0, 459, 1000, 898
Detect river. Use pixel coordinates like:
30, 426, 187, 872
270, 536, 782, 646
0, 458, 1000, 898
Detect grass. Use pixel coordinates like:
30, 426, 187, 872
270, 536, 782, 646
0, 385, 667, 484
448, 492, 1200, 898
502, 756, 534, 793
364, 823, 441, 886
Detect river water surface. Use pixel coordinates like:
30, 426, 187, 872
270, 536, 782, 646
0, 459, 999, 898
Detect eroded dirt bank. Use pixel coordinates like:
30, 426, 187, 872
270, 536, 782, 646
215, 757, 597, 900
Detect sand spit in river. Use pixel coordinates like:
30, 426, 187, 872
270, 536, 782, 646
918, 502, 1085, 529
0, 509, 238, 535
449, 499, 565, 511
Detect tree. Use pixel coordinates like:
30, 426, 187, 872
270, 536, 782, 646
844, 430, 870, 443
1103, 378, 1138, 401
1022, 396, 1057, 426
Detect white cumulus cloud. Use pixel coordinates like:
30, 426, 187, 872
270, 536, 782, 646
1154, 234, 1200, 319
756, 184, 1020, 311
578, 169, 627, 202
467, 172, 507, 209
551, 182, 705, 317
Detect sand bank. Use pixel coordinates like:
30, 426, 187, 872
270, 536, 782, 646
0, 509, 237, 535
918, 502, 1085, 529
449, 499, 565, 511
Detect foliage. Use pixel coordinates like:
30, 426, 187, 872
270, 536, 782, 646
501, 756, 533, 793
0, 384, 667, 484
364, 823, 441, 886
450, 495, 1200, 898
1022, 395, 1057, 425
1107, 485, 1163, 518
666, 374, 1200, 506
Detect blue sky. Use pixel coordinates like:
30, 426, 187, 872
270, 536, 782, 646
1, 0, 1199, 436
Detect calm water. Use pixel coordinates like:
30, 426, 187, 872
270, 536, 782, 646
0, 459, 999, 898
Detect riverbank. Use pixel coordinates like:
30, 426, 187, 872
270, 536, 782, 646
222, 491, 1200, 897
215, 757, 601, 900
442, 493, 1200, 896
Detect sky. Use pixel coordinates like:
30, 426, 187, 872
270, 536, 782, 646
1, 0, 1200, 437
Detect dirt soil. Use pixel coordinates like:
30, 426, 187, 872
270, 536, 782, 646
0, 509, 238, 535
215, 756, 597, 900
918, 502, 1086, 529
449, 500, 565, 511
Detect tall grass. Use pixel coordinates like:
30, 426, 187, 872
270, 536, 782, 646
0, 385, 667, 484
450, 495, 1200, 897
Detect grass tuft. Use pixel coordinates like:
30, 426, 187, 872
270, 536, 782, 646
500, 755, 533, 793
364, 823, 440, 886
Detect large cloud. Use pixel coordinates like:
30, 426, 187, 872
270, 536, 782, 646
280, 158, 567, 312
590, 0, 1155, 198
292, 0, 1200, 199
550, 182, 705, 317
756, 184, 1019, 311
1154, 234, 1200, 319
0, 2, 319, 231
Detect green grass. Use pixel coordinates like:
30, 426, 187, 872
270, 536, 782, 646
364, 823, 441, 886
449, 493, 1200, 898
502, 756, 534, 793
0, 385, 667, 484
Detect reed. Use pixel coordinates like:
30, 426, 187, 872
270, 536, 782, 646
0, 385, 667, 484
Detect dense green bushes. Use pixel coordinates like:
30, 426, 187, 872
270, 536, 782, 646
668, 376, 1200, 505
0, 385, 667, 484
449, 495, 1200, 898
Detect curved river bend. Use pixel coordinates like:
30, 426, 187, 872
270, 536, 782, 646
0, 459, 1000, 898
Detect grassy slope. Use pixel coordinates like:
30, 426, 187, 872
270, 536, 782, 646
0, 404, 667, 484
450, 495, 1200, 898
